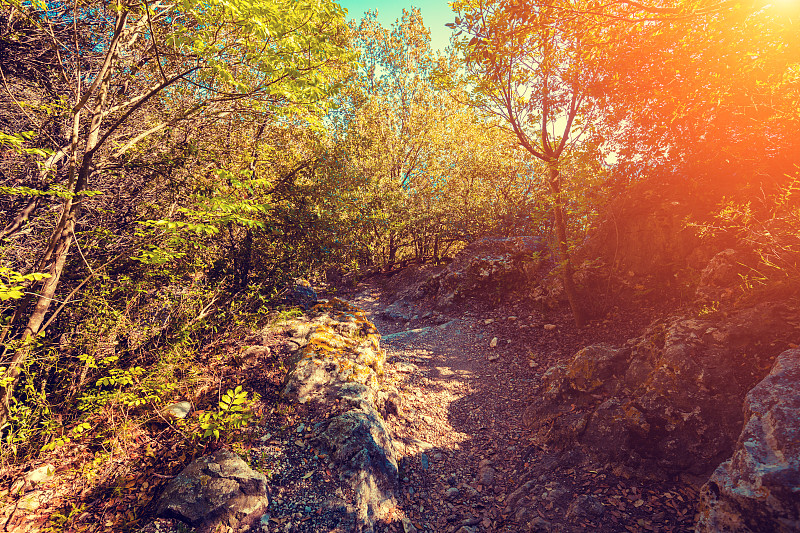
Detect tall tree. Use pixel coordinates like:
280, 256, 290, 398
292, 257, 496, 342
452, 0, 598, 326
0, 0, 349, 427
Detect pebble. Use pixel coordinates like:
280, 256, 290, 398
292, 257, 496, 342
489, 337, 498, 348
544, 324, 557, 330
445, 487, 460, 500
420, 453, 430, 470
402, 517, 418, 533
484, 319, 494, 325
163, 401, 192, 420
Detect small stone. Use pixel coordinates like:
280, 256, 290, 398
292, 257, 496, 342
543, 324, 557, 331
445, 487, 460, 500
489, 337, 498, 348
17, 490, 43, 511
163, 401, 192, 420
420, 453, 430, 470
484, 319, 494, 325
479, 466, 496, 487
527, 517, 552, 532
508, 316, 517, 321
26, 464, 55, 487
296, 423, 305, 433
488, 354, 500, 362
529, 361, 538, 368
402, 517, 418, 533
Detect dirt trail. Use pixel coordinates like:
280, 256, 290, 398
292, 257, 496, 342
348, 279, 699, 533
351, 285, 529, 532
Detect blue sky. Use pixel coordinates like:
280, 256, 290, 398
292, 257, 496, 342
336, 0, 457, 51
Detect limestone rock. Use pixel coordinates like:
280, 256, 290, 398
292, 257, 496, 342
282, 298, 384, 405
315, 406, 399, 528
524, 300, 800, 475
155, 449, 269, 532
695, 248, 755, 304
162, 401, 192, 420
281, 298, 398, 532
25, 464, 55, 487
696, 348, 800, 532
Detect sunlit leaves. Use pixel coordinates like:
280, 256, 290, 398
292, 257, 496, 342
0, 269, 51, 302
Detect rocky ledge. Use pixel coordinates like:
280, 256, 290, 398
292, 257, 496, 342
154, 298, 397, 533
281, 298, 398, 532
697, 348, 800, 533
507, 298, 800, 532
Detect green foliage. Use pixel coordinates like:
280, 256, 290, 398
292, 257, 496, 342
693, 172, 800, 296
0, 131, 53, 159
197, 386, 258, 441
0, 268, 50, 301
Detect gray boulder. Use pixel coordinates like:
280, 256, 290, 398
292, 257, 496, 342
155, 449, 269, 532
696, 348, 800, 532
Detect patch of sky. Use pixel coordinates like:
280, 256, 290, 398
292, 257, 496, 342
336, 1, 457, 53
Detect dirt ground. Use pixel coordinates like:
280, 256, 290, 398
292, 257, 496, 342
343, 272, 700, 533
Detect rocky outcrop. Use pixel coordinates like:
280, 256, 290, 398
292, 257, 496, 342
695, 248, 758, 304
154, 449, 270, 532
523, 300, 800, 476
421, 236, 549, 309
696, 348, 800, 532
282, 298, 398, 532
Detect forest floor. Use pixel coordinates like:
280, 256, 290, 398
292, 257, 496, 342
1, 273, 702, 533
338, 272, 701, 532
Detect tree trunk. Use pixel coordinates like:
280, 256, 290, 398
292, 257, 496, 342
549, 161, 586, 328
387, 232, 397, 268
234, 228, 252, 289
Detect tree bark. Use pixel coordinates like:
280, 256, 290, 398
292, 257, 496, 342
549, 161, 586, 328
